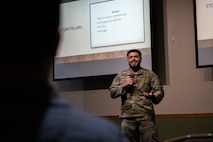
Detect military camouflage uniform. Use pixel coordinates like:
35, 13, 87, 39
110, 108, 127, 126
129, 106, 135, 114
109, 67, 164, 142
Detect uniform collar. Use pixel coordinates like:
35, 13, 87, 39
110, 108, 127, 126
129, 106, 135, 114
127, 67, 144, 76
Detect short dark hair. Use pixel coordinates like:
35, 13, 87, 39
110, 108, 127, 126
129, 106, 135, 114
127, 49, 142, 57
2, 0, 60, 64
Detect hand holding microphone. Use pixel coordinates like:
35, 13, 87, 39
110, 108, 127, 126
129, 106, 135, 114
122, 74, 135, 88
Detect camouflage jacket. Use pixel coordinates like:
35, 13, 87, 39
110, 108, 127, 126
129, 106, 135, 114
109, 67, 164, 118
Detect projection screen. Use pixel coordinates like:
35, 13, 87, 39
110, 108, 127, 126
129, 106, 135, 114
54, 0, 152, 80
194, 0, 213, 68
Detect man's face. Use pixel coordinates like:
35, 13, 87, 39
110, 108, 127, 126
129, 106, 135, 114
127, 52, 142, 68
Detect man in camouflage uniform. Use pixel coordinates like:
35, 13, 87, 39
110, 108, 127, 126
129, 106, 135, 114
109, 49, 164, 142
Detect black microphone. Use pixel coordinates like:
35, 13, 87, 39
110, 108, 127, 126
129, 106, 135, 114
129, 74, 134, 78
129, 74, 137, 87
126, 74, 135, 91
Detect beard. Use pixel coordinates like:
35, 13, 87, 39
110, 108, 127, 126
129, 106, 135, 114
129, 62, 141, 71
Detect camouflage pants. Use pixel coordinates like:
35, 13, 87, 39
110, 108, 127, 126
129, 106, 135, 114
121, 116, 159, 142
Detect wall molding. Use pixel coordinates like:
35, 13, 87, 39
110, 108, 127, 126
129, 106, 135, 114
103, 113, 213, 119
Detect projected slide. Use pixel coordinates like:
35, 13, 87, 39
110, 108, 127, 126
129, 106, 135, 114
90, 0, 144, 48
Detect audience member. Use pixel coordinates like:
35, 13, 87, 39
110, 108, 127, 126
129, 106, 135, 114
1, 0, 128, 142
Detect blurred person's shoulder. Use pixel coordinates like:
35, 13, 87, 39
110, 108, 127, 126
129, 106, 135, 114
38, 93, 128, 142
